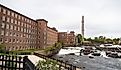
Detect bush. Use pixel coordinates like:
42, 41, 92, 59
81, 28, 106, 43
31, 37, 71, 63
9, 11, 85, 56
9, 51, 32, 55
36, 59, 59, 70
0, 44, 6, 53
44, 43, 62, 53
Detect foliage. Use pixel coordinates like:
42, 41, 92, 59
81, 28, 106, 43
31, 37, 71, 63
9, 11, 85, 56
58, 41, 64, 46
85, 36, 121, 45
76, 34, 83, 45
9, 51, 32, 55
0, 44, 6, 53
44, 43, 62, 53
36, 59, 59, 70
9, 48, 43, 55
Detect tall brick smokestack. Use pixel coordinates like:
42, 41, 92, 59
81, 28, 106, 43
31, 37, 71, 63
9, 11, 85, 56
82, 16, 84, 37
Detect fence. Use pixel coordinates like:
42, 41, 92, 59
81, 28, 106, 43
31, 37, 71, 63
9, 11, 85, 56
0, 54, 35, 70
34, 52, 81, 70
0, 54, 81, 70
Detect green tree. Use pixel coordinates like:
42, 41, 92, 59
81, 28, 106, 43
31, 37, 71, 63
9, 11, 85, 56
76, 34, 83, 45
113, 38, 120, 44
105, 38, 113, 44
93, 36, 106, 44
0, 44, 6, 53
86, 37, 93, 41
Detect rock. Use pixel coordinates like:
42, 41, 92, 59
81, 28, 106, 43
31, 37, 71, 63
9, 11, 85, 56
89, 56, 94, 58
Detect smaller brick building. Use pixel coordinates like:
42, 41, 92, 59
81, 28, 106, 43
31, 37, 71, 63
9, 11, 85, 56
47, 27, 58, 46
58, 31, 75, 46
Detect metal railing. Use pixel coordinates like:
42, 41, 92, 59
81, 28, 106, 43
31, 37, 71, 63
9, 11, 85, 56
0, 54, 35, 70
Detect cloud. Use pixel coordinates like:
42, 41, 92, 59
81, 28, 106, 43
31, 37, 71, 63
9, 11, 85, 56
0, 0, 121, 38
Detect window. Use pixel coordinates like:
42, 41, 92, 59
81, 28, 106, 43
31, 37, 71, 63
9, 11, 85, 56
18, 27, 20, 31
10, 25, 13, 30
16, 39, 19, 43
15, 14, 17, 18
0, 7, 1, 12
13, 39, 15, 43
16, 34, 19, 37
6, 32, 9, 36
15, 20, 17, 24
11, 12, 14, 17
9, 39, 11, 43
44, 32, 46, 35
1, 22, 5, 28
14, 26, 16, 30
5, 39, 8, 43
20, 40, 21, 43
21, 22, 23, 26
7, 17, 10, 22
21, 28, 23, 32
44, 41, 46, 44
18, 21, 20, 25
16, 26, 18, 31
25, 18, 26, 22
1, 30, 4, 35
22, 17, 24, 21
18, 15, 21, 19
7, 11, 10, 15
2, 16, 5, 21
44, 36, 46, 39
13, 33, 16, 36
3, 9, 6, 14
11, 18, 13, 23
0, 38, 3, 43
9, 32, 12, 36
19, 34, 21, 37
24, 28, 26, 32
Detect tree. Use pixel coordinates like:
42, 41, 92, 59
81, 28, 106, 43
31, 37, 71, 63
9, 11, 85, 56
76, 34, 83, 44
113, 38, 120, 44
105, 38, 113, 44
86, 37, 93, 41
93, 36, 106, 44
0, 44, 6, 53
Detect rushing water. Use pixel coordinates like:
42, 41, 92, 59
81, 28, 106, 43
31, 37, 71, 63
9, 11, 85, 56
54, 47, 121, 70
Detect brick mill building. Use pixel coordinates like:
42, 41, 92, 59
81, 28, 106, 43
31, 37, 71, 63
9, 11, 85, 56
0, 4, 76, 51
58, 31, 75, 46
0, 4, 58, 51
47, 27, 58, 46
36, 19, 58, 48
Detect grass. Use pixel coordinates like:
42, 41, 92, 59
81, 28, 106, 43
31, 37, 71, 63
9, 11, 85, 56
9, 48, 44, 55
11, 48, 43, 52
44, 43, 62, 53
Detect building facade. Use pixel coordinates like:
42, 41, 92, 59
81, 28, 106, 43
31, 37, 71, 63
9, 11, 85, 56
0, 4, 58, 51
36, 19, 48, 49
58, 31, 75, 46
47, 27, 58, 46
0, 4, 38, 51
36, 19, 58, 48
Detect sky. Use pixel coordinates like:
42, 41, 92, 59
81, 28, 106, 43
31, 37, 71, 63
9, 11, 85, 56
0, 0, 121, 38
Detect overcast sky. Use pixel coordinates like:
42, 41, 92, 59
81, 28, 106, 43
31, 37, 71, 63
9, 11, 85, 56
1, 0, 121, 38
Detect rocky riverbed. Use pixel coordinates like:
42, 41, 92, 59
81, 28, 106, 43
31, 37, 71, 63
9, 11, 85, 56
53, 47, 121, 70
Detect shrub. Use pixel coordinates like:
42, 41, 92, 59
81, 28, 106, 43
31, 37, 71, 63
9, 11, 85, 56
44, 43, 62, 53
36, 59, 59, 70
0, 44, 6, 53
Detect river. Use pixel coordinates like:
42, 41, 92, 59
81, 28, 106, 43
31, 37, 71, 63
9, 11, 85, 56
52, 46, 121, 70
